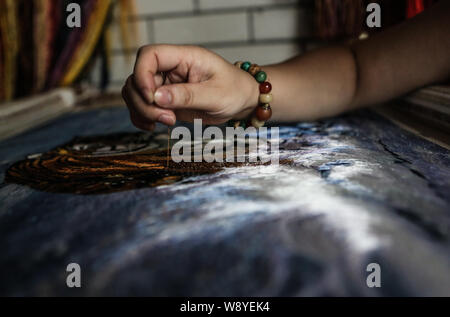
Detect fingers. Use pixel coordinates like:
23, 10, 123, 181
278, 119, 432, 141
123, 75, 176, 127
129, 109, 155, 131
154, 72, 167, 88
175, 110, 228, 125
129, 44, 235, 126
133, 45, 193, 104
154, 82, 222, 112
123, 85, 154, 131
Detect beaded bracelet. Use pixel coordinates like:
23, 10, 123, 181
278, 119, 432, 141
230, 61, 273, 128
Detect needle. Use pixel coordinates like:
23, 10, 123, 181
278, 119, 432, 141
160, 71, 170, 170
167, 127, 170, 169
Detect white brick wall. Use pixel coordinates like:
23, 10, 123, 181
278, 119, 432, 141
110, 20, 149, 51
135, 0, 195, 15
111, 53, 136, 83
153, 12, 248, 45
198, 0, 299, 10
214, 43, 302, 65
103, 0, 316, 89
253, 8, 313, 40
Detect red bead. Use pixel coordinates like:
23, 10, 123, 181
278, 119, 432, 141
259, 82, 272, 94
256, 106, 272, 121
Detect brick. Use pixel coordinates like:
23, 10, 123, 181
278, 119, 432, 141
153, 13, 248, 45
213, 43, 302, 65
110, 53, 136, 83
135, 0, 194, 16
199, 0, 299, 10
253, 8, 313, 40
107, 82, 126, 92
110, 20, 150, 51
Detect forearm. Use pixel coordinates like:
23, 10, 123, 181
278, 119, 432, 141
265, 1, 450, 123
265, 46, 358, 122
350, 1, 450, 107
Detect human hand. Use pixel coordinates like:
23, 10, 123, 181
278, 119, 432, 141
122, 44, 260, 130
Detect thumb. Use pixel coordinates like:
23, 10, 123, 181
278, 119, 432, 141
154, 83, 220, 112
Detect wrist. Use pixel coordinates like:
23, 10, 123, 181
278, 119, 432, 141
232, 61, 273, 128
243, 72, 261, 113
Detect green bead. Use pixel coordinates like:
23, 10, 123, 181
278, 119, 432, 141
241, 62, 252, 72
255, 71, 267, 83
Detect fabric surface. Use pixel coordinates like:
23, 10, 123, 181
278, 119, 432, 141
0, 107, 449, 296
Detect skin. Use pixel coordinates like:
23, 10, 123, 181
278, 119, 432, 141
122, 1, 450, 130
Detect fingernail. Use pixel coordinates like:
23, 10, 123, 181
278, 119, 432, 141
158, 115, 175, 126
146, 90, 155, 104
155, 89, 172, 106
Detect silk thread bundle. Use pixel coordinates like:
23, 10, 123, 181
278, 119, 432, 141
0, 0, 19, 101
406, 0, 435, 19
341, 0, 364, 36
33, 0, 50, 93
47, 0, 96, 88
118, 0, 138, 59
0, 0, 137, 102
100, 22, 113, 90
315, 0, 365, 39
315, 0, 437, 39
16, 0, 34, 98
0, 28, 3, 101
60, 0, 112, 86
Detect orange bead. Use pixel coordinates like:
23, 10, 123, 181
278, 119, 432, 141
256, 106, 272, 121
249, 64, 261, 76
